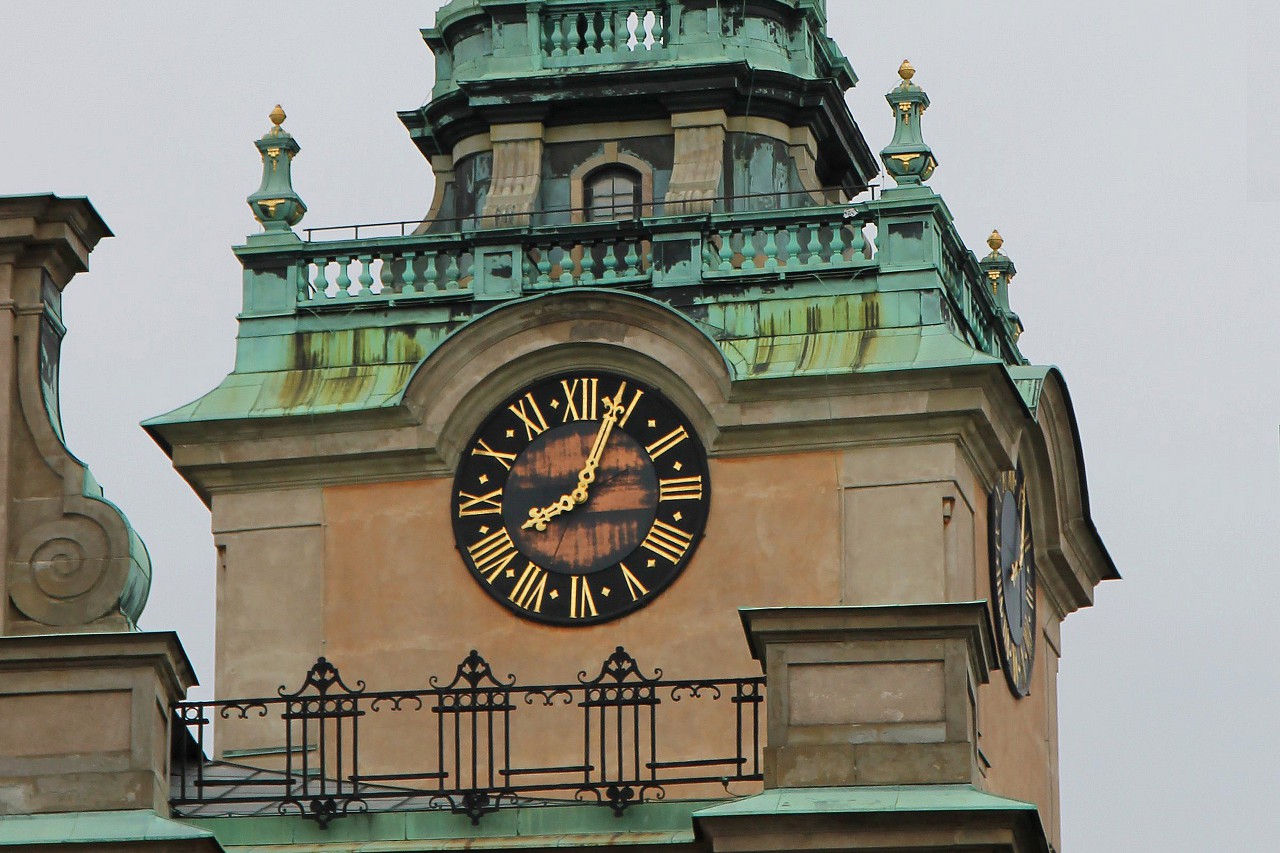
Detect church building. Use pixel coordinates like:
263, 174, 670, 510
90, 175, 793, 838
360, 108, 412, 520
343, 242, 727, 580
0, 2, 1117, 851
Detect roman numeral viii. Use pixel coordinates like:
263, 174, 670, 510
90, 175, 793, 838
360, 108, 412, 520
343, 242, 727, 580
468, 528, 518, 582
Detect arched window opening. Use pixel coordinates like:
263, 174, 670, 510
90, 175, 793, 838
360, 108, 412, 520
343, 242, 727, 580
585, 166, 642, 222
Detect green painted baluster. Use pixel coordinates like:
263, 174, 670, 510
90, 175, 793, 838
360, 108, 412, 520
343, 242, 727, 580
423, 249, 440, 293
378, 254, 395, 295
443, 250, 460, 290
583, 13, 599, 56
717, 229, 735, 272
763, 228, 779, 271
335, 256, 352, 298
602, 240, 620, 281
358, 255, 375, 295
311, 258, 329, 299
535, 244, 552, 286
550, 15, 566, 58
846, 222, 866, 261
558, 244, 574, 285
650, 10, 665, 49
779, 225, 799, 269
623, 239, 640, 277
805, 223, 823, 266
401, 252, 418, 295
580, 240, 596, 285
600, 11, 615, 57
828, 220, 846, 265
541, 16, 554, 55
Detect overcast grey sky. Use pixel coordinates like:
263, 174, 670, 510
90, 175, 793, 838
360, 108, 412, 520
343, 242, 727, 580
2, 1, 1276, 849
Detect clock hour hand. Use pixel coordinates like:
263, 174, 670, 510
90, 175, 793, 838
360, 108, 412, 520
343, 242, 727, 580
523, 493, 578, 532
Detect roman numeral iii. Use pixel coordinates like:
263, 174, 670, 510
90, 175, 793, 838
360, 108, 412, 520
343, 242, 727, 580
659, 476, 703, 502
642, 519, 693, 563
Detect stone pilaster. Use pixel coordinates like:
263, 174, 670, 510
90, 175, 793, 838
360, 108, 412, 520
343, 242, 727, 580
665, 110, 727, 214
481, 122, 545, 226
740, 603, 997, 788
0, 632, 196, 815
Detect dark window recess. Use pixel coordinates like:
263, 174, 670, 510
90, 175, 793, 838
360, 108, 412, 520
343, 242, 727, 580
586, 167, 642, 221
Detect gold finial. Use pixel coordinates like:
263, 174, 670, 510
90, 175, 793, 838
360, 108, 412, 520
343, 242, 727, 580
987, 230, 1004, 254
898, 60, 916, 82
269, 104, 287, 127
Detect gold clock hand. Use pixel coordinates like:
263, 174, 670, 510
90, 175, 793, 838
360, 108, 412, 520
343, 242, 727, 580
522, 397, 630, 533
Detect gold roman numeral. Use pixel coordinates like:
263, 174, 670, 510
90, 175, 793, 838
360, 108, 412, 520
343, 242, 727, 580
471, 439, 517, 470
608, 380, 644, 428
642, 519, 693, 563
469, 528, 518, 582
509, 393, 549, 441
509, 563, 548, 613
659, 476, 703, 502
457, 488, 504, 517
560, 377, 599, 422
646, 425, 688, 460
570, 575, 598, 619
619, 563, 649, 601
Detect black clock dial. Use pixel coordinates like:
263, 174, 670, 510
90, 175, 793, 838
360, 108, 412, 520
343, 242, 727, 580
453, 371, 710, 626
989, 463, 1037, 697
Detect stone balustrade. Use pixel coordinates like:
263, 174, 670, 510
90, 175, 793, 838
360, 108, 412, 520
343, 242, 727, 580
541, 4, 669, 63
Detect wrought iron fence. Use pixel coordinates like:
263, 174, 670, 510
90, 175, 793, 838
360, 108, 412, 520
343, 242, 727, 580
171, 647, 764, 829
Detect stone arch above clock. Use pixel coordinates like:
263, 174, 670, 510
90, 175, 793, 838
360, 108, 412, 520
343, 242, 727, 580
402, 290, 732, 467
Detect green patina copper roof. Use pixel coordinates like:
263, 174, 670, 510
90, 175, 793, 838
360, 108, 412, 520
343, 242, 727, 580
0, 810, 216, 847
693, 785, 1039, 819
183, 800, 705, 852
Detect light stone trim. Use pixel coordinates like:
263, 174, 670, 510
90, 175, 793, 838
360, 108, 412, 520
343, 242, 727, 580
480, 123, 545, 226
666, 110, 727, 215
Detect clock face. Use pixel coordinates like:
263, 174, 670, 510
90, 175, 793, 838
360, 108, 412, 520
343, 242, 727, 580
989, 464, 1037, 697
452, 371, 711, 625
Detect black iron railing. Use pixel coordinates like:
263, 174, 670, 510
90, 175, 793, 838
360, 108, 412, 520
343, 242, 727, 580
171, 647, 764, 828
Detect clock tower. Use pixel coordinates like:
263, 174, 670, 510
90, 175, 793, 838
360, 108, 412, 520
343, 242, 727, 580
143, 2, 1117, 851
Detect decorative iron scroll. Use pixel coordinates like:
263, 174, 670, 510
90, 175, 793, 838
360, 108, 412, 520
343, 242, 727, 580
171, 648, 764, 829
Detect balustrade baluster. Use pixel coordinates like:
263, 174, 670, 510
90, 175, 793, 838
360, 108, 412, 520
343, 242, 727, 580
579, 241, 596, 285
846, 223, 867, 260
600, 11, 615, 57
602, 240, 620, 281
559, 244, 575, 286
358, 255, 375, 295
717, 230, 735, 272
550, 16, 566, 58
379, 254, 395, 295
559, 15, 574, 56
335, 257, 352, 298
650, 11, 665, 49
762, 228, 779, 271
778, 225, 799, 269
583, 13, 600, 56
536, 245, 553, 286
422, 250, 440, 293
401, 252, 418, 295
805, 223, 823, 266
623, 240, 640, 276
311, 259, 330, 299
828, 222, 846, 264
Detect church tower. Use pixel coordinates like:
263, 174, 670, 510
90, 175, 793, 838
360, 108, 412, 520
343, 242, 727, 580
140, 2, 1114, 851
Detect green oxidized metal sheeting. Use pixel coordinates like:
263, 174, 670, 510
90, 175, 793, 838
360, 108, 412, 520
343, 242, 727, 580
693, 784, 1041, 818
0, 810, 218, 848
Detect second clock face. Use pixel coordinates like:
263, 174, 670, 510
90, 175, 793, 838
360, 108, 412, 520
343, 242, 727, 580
452, 371, 711, 626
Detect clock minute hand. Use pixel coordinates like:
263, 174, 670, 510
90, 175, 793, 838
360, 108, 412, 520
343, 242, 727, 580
569, 397, 627, 505
521, 398, 629, 533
